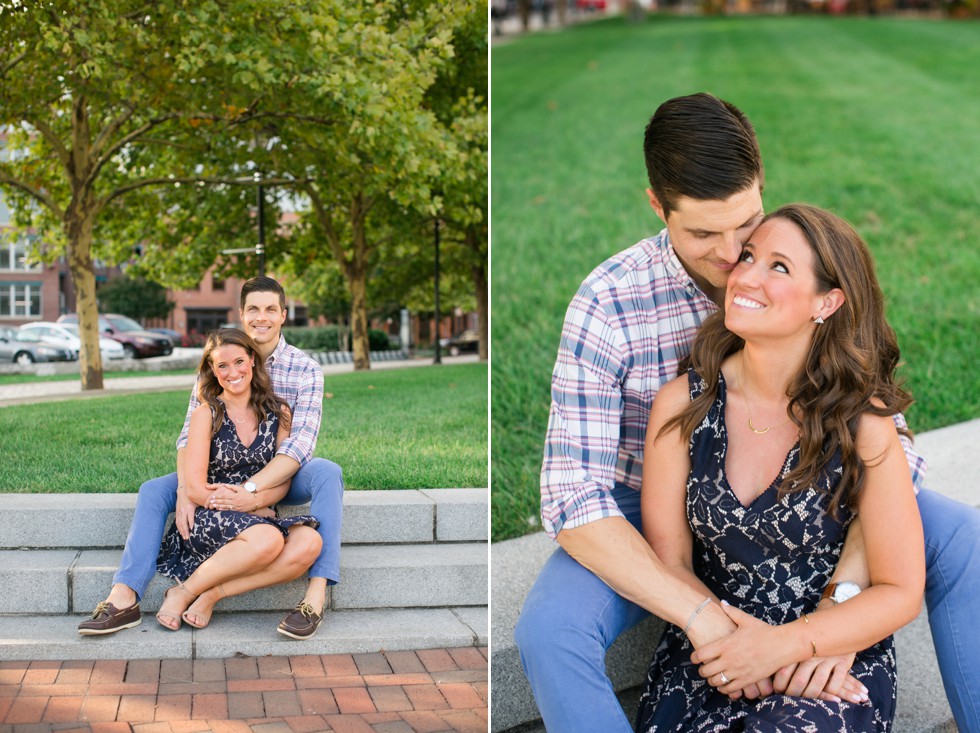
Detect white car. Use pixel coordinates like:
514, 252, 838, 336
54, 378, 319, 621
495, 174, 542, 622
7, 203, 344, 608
18, 322, 126, 361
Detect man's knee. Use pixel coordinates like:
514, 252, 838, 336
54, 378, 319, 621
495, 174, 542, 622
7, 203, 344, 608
514, 596, 598, 661
312, 458, 343, 488
298, 458, 344, 493
136, 474, 178, 512
920, 491, 980, 558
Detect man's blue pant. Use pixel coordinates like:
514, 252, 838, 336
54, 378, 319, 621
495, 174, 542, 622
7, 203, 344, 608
514, 488, 980, 733
113, 458, 344, 599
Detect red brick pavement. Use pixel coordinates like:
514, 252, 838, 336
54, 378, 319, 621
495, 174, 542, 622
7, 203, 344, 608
0, 648, 488, 733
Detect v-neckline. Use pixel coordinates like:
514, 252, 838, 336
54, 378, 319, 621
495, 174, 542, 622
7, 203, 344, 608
219, 400, 260, 451
717, 372, 799, 511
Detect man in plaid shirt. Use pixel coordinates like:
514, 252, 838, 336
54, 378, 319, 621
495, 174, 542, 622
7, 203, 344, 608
80, 276, 343, 641
515, 94, 979, 732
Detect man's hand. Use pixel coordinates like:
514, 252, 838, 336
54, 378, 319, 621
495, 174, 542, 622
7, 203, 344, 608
687, 601, 773, 701
175, 485, 197, 540
692, 602, 796, 696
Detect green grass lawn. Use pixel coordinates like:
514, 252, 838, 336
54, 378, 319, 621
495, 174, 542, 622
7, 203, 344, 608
0, 363, 487, 492
492, 15, 980, 542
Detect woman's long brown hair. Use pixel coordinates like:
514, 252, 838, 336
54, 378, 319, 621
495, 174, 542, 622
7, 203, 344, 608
196, 328, 290, 437
662, 204, 913, 514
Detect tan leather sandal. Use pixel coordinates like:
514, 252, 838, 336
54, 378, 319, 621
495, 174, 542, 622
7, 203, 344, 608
182, 584, 226, 629
156, 581, 196, 631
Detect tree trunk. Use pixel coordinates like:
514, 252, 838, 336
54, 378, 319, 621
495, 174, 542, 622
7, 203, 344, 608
349, 269, 370, 370
348, 204, 372, 371
67, 212, 104, 391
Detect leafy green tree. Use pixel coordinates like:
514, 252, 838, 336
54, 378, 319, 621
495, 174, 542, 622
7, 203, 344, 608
97, 274, 173, 322
0, 0, 310, 389
427, 0, 488, 359
276, 1, 468, 371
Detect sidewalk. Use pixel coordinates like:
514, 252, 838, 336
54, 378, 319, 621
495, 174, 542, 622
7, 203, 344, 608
0, 647, 488, 732
0, 354, 481, 408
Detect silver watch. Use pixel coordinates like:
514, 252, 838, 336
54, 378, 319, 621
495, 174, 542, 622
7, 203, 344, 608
243, 481, 258, 494
823, 581, 861, 605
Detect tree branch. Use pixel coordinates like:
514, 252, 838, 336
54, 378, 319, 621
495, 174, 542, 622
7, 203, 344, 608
25, 117, 72, 170
0, 168, 62, 219
1, 50, 27, 77
98, 174, 309, 211
303, 183, 349, 270
90, 104, 137, 161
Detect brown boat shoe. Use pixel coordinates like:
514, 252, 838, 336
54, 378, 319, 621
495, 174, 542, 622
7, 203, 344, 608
277, 601, 323, 640
77, 600, 142, 636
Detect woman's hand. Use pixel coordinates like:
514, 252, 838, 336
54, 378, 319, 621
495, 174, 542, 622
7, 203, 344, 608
773, 655, 868, 704
206, 483, 255, 513
692, 602, 798, 695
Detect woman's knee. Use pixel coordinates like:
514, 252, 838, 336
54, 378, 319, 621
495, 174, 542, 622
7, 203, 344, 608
241, 525, 285, 562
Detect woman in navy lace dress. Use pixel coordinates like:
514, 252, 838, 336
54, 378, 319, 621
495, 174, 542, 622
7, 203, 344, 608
635, 205, 924, 731
155, 329, 320, 630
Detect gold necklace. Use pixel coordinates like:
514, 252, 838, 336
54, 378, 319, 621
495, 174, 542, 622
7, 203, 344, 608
228, 410, 252, 425
737, 353, 792, 436
748, 416, 790, 435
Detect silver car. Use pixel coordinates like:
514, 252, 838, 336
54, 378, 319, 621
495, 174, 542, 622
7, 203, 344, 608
0, 326, 76, 365
18, 322, 125, 361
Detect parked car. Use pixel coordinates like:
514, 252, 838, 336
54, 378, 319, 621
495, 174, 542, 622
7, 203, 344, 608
0, 325, 76, 365
149, 327, 185, 347
57, 313, 173, 359
444, 328, 480, 356
18, 322, 125, 361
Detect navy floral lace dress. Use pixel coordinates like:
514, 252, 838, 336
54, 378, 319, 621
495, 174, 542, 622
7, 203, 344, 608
157, 403, 319, 581
635, 369, 896, 733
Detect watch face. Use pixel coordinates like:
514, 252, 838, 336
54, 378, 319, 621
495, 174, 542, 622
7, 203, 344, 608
834, 581, 861, 603
244, 482, 257, 493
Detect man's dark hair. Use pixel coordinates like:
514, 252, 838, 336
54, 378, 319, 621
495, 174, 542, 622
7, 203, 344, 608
643, 93, 764, 218
240, 276, 286, 311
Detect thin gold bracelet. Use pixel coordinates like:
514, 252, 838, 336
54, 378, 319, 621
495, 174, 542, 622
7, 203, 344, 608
800, 612, 818, 657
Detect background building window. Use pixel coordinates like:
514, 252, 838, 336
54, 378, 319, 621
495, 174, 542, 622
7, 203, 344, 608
0, 282, 42, 318
0, 241, 41, 272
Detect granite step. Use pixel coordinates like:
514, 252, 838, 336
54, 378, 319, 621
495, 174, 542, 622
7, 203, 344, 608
0, 489, 488, 548
0, 607, 488, 661
0, 542, 488, 614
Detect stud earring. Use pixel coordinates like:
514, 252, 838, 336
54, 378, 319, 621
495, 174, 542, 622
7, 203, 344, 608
813, 315, 825, 325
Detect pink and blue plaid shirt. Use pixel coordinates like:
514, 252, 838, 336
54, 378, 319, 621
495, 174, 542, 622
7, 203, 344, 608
540, 229, 926, 539
177, 335, 323, 466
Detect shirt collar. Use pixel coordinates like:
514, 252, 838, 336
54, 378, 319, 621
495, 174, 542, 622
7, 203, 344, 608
659, 228, 701, 297
267, 334, 287, 365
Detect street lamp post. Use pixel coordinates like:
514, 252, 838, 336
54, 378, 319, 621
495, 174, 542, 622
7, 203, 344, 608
433, 217, 441, 365
255, 181, 266, 278
221, 177, 266, 278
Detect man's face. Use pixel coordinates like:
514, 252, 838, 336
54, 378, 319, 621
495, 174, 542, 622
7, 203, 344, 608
240, 291, 286, 349
648, 182, 764, 302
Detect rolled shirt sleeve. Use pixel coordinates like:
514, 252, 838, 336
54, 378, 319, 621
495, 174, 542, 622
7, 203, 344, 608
275, 358, 324, 465
175, 377, 201, 450
894, 412, 927, 492
541, 285, 628, 538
